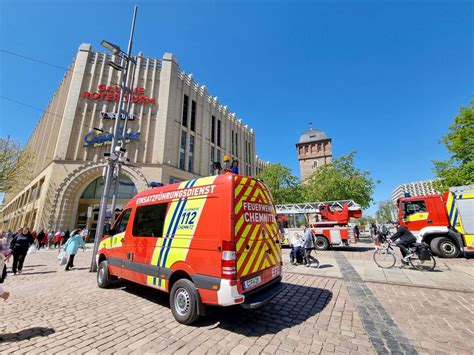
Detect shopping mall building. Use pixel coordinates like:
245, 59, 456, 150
0, 43, 268, 237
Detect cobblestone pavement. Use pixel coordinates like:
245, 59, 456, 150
0, 246, 473, 354
283, 241, 474, 292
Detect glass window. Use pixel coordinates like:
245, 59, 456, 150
132, 203, 168, 237
404, 201, 427, 216
113, 209, 131, 235
211, 146, 215, 163
211, 115, 216, 143
182, 94, 189, 127
235, 132, 238, 156
217, 120, 221, 146
191, 100, 196, 132
188, 135, 194, 172
179, 131, 187, 170
231, 130, 234, 155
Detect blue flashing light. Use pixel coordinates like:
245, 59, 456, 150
150, 182, 164, 188
404, 192, 411, 197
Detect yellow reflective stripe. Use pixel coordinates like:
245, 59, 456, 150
404, 212, 428, 222
236, 224, 252, 254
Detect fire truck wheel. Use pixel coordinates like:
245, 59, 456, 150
429, 237, 442, 256
170, 279, 200, 325
97, 260, 112, 288
436, 237, 460, 258
314, 236, 329, 250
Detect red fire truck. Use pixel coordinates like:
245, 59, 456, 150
397, 185, 474, 258
276, 200, 362, 250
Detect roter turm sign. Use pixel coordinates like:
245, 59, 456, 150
82, 84, 156, 104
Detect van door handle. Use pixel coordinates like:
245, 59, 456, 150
266, 249, 272, 254
245, 245, 250, 250
121, 238, 125, 242
127, 252, 134, 261
427, 220, 432, 224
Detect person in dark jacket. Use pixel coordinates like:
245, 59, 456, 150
390, 222, 417, 263
302, 226, 316, 267
10, 227, 34, 275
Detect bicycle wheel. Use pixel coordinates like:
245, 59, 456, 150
373, 249, 396, 269
410, 255, 436, 271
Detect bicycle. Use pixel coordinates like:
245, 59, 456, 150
373, 240, 436, 271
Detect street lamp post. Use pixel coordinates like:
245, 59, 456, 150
90, 6, 138, 272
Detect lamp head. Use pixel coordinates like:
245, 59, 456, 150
100, 40, 122, 55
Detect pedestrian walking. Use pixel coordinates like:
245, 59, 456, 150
10, 227, 34, 275
63, 229, 71, 244
354, 224, 360, 243
37, 229, 46, 249
47, 230, 54, 248
61, 229, 86, 271
53, 230, 64, 248
302, 225, 316, 267
0, 244, 10, 301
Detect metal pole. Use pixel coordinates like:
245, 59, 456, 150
109, 11, 138, 222
90, 6, 138, 272
110, 164, 121, 220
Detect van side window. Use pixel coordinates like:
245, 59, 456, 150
404, 201, 427, 216
113, 209, 132, 234
132, 203, 168, 237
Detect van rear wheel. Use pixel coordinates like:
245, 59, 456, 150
170, 279, 200, 325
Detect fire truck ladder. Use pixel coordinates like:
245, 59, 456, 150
275, 200, 361, 214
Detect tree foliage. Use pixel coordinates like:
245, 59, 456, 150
356, 216, 376, 227
257, 163, 302, 204
302, 152, 377, 209
0, 137, 32, 193
375, 200, 396, 223
433, 101, 474, 191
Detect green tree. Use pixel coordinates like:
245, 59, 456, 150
302, 152, 377, 209
433, 101, 474, 191
375, 200, 396, 223
257, 163, 302, 204
0, 137, 32, 192
356, 215, 376, 228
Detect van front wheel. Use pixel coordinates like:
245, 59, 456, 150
170, 279, 200, 324
97, 260, 112, 288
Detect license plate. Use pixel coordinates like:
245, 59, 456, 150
243, 276, 262, 290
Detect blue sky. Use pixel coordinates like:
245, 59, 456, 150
0, 0, 473, 215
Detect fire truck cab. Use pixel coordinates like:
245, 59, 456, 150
398, 185, 474, 258
96, 174, 283, 324
276, 200, 362, 250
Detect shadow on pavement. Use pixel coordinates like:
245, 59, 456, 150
0, 327, 55, 342
317, 264, 333, 269
119, 281, 332, 335
200, 283, 332, 335
332, 246, 375, 252
13, 271, 57, 276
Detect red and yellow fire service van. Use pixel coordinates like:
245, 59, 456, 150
96, 173, 283, 324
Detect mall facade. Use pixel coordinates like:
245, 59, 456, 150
1, 43, 268, 237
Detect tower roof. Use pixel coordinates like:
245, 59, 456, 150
298, 127, 329, 144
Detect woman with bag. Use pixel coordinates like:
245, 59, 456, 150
10, 227, 33, 275
0, 236, 11, 300
61, 229, 86, 271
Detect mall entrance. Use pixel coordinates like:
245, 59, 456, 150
75, 175, 137, 241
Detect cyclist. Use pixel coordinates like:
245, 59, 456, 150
390, 222, 417, 265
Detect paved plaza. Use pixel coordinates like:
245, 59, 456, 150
1, 242, 473, 354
